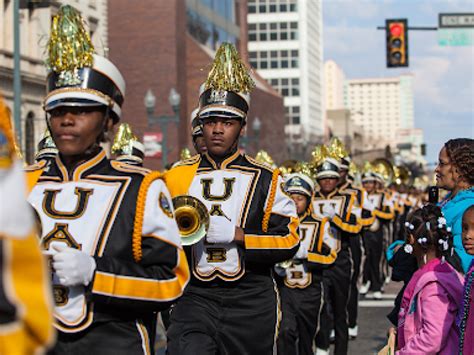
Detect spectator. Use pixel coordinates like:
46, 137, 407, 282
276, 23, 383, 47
436, 138, 474, 272
396, 205, 464, 354
458, 205, 474, 354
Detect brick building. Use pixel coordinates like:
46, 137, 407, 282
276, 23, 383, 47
108, 0, 286, 169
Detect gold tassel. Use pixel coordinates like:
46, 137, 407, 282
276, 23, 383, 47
205, 43, 255, 93
255, 150, 275, 167
328, 137, 349, 159
46, 5, 95, 86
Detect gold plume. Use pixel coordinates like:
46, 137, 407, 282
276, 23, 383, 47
180, 148, 192, 160
310, 145, 330, 168
293, 161, 315, 180
362, 161, 373, 173
349, 161, 358, 176
46, 5, 95, 86
205, 43, 255, 93
112, 123, 137, 155
255, 150, 275, 167
328, 137, 349, 159
279, 159, 298, 176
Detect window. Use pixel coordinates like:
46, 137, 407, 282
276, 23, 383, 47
249, 50, 299, 70
247, 21, 298, 42
286, 105, 301, 125
267, 77, 300, 97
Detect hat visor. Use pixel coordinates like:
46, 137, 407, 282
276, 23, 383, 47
198, 106, 245, 120
285, 187, 311, 197
316, 171, 340, 179
44, 91, 122, 120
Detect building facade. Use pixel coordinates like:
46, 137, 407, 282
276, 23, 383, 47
109, 0, 286, 169
344, 75, 415, 149
247, 0, 324, 158
0, 0, 108, 163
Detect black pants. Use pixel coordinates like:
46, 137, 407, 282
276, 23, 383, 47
277, 276, 323, 355
363, 228, 384, 292
315, 248, 352, 355
348, 235, 363, 328
49, 320, 151, 355
167, 274, 278, 355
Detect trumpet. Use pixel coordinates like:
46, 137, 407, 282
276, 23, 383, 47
172, 195, 209, 246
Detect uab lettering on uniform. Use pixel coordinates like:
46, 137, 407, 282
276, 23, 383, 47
300, 227, 307, 242
206, 248, 227, 262
201, 178, 236, 201
43, 187, 94, 219
53, 285, 69, 306
290, 271, 304, 279
41, 223, 82, 251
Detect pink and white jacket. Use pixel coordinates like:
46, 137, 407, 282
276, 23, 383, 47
397, 260, 464, 354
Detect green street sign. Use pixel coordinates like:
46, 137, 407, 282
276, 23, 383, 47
438, 28, 473, 46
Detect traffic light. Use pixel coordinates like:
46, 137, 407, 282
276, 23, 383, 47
386, 19, 408, 68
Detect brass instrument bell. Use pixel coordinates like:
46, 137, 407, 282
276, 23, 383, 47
172, 195, 209, 246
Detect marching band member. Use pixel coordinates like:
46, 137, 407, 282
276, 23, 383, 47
165, 43, 299, 354
312, 147, 362, 355
25, 6, 189, 353
35, 129, 58, 164
0, 93, 55, 354
333, 139, 374, 339
190, 107, 208, 155
360, 169, 395, 299
277, 172, 336, 355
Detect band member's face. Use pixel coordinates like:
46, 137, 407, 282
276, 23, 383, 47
49, 106, 107, 157
202, 116, 243, 157
291, 193, 309, 215
193, 135, 207, 155
435, 146, 457, 191
462, 208, 474, 255
363, 181, 376, 193
318, 178, 339, 194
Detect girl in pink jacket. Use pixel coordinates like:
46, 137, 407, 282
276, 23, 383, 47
397, 204, 464, 355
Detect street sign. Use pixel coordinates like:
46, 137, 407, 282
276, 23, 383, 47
438, 28, 473, 46
143, 132, 162, 158
438, 13, 474, 46
439, 13, 474, 28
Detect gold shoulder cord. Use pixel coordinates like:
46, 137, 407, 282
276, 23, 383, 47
262, 168, 280, 232
132, 171, 162, 262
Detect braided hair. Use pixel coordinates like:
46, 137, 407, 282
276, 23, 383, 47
445, 138, 474, 186
404, 204, 452, 259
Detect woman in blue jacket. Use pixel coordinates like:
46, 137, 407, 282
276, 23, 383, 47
436, 138, 474, 272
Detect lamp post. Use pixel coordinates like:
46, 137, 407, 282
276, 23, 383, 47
144, 87, 181, 168
241, 116, 262, 154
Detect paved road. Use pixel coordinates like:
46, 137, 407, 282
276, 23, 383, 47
155, 282, 403, 355
336, 282, 402, 355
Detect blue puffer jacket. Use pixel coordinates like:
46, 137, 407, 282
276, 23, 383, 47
440, 187, 474, 273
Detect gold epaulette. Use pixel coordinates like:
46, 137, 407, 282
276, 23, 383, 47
110, 160, 151, 176
245, 155, 274, 173
172, 154, 201, 168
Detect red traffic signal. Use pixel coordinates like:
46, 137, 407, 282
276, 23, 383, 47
386, 19, 408, 68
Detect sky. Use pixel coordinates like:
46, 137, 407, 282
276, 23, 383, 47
322, 0, 474, 165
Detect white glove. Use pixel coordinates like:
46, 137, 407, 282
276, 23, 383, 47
51, 244, 96, 287
322, 204, 337, 220
206, 216, 235, 244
